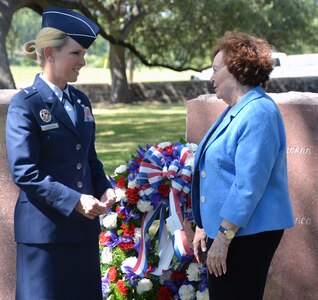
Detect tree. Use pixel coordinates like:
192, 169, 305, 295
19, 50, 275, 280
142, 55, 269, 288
1, 0, 318, 101
0, 0, 16, 89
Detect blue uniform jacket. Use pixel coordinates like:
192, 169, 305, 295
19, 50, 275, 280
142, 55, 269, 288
191, 86, 294, 238
6, 75, 111, 243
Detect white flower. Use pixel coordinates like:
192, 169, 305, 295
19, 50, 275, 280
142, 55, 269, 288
133, 227, 141, 243
196, 288, 209, 300
102, 212, 118, 229
115, 188, 126, 201
121, 256, 138, 273
128, 178, 138, 188
101, 247, 112, 264
136, 278, 153, 294
158, 141, 172, 149
179, 284, 195, 300
186, 142, 198, 153
114, 164, 127, 174
159, 270, 172, 285
137, 199, 152, 212
186, 262, 201, 282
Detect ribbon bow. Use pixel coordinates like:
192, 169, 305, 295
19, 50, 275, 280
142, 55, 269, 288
132, 143, 193, 277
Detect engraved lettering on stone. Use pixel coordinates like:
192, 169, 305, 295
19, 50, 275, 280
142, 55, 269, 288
287, 146, 311, 154
295, 216, 312, 225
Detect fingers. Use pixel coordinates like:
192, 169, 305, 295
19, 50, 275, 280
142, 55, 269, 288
76, 194, 107, 219
101, 188, 117, 203
193, 231, 207, 265
200, 237, 207, 252
206, 239, 229, 277
207, 255, 226, 277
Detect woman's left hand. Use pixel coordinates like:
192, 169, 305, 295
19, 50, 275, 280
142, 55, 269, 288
206, 235, 230, 277
100, 188, 117, 211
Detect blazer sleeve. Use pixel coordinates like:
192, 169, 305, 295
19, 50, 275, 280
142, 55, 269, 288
220, 101, 282, 227
6, 94, 81, 217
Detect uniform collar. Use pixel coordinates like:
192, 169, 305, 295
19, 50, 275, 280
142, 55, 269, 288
39, 73, 70, 102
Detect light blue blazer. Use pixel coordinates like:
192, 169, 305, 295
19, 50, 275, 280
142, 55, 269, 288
191, 86, 294, 238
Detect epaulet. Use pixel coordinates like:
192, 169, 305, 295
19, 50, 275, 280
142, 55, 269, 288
21, 86, 38, 99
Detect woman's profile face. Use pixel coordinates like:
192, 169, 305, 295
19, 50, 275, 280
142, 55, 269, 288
45, 37, 86, 89
210, 51, 237, 105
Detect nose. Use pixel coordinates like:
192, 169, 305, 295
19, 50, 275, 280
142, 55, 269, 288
80, 54, 86, 67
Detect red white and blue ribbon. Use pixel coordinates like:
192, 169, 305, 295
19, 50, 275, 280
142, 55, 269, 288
132, 143, 193, 277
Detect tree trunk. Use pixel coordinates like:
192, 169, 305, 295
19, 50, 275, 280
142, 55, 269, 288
109, 44, 132, 103
0, 0, 16, 89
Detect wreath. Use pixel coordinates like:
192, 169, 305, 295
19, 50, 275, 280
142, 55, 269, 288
99, 141, 208, 300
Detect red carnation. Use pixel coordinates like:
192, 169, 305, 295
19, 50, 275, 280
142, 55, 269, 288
125, 187, 139, 204
158, 183, 170, 198
116, 280, 128, 296
171, 269, 187, 281
118, 241, 134, 251
108, 266, 117, 282
99, 232, 111, 246
165, 145, 173, 155
157, 285, 173, 300
136, 156, 143, 163
120, 223, 136, 236
117, 176, 126, 189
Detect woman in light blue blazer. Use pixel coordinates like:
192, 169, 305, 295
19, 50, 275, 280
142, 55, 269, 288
191, 31, 294, 300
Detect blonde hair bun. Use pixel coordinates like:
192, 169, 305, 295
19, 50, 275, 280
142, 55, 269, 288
23, 40, 37, 60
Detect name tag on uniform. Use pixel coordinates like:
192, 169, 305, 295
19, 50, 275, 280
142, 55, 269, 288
41, 123, 59, 131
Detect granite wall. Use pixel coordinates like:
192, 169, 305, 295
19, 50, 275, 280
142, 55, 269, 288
0, 90, 19, 300
74, 77, 318, 104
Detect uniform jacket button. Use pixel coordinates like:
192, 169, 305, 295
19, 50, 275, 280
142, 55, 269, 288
200, 196, 206, 203
77, 181, 83, 188
76, 163, 82, 170
76, 144, 81, 150
201, 171, 206, 178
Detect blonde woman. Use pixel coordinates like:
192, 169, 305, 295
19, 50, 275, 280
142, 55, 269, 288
6, 7, 115, 300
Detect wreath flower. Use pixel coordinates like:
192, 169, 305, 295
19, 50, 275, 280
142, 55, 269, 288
100, 140, 208, 299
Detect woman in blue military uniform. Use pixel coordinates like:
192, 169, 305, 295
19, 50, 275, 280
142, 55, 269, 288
6, 7, 115, 300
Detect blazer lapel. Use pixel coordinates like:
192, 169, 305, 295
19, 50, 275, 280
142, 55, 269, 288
34, 76, 81, 138
195, 86, 266, 162
194, 106, 231, 164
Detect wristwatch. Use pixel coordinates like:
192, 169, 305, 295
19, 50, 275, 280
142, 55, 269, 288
219, 225, 235, 240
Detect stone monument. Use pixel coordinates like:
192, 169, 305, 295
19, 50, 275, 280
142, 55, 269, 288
186, 91, 318, 300
0, 90, 19, 300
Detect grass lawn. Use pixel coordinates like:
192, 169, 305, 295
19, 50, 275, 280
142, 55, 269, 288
94, 103, 187, 175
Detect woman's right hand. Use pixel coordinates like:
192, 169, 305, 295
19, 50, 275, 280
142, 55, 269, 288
193, 226, 207, 265
75, 194, 106, 219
